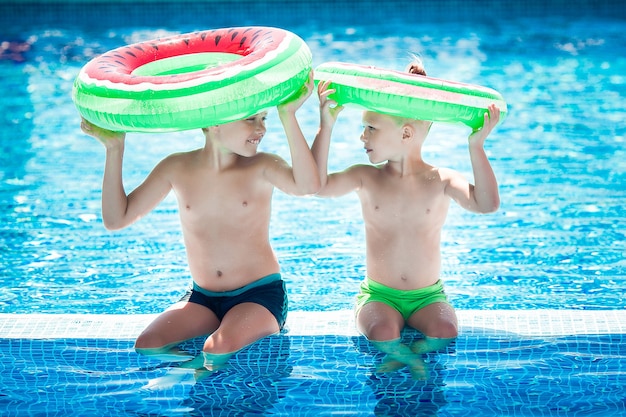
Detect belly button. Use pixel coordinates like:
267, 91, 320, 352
216, 270, 223, 277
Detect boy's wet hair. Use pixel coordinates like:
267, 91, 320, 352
405, 55, 427, 76
391, 55, 431, 127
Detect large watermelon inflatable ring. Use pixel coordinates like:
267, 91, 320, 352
314, 62, 507, 130
72, 27, 312, 133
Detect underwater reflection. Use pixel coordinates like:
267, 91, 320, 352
137, 335, 293, 416
353, 333, 453, 416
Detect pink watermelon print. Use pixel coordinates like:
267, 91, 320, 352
314, 62, 507, 130
72, 26, 312, 133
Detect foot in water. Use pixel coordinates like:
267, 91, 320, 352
143, 351, 233, 390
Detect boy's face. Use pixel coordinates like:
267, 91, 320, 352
215, 112, 268, 157
360, 111, 405, 164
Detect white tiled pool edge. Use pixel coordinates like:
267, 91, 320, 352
0, 310, 624, 339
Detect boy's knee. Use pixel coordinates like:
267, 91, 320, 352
202, 332, 243, 355
363, 322, 402, 342
135, 331, 167, 350
425, 320, 458, 340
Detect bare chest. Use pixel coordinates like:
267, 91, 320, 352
360, 174, 448, 222
173, 168, 272, 224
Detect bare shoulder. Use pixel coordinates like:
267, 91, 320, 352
350, 163, 377, 173
432, 166, 462, 182
335, 163, 378, 184
243, 152, 289, 175
436, 166, 472, 197
160, 148, 201, 165
255, 151, 288, 165
160, 148, 193, 161
150, 149, 203, 179
319, 163, 376, 197
344, 163, 378, 178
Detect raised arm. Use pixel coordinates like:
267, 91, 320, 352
270, 71, 320, 196
311, 80, 343, 190
81, 118, 173, 230
444, 104, 501, 213
310, 80, 365, 198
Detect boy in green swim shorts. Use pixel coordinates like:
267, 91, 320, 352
355, 278, 450, 323
312, 59, 501, 375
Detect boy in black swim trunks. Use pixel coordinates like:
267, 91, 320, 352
81, 73, 319, 368
313, 60, 501, 377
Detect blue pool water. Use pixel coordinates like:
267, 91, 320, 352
2, 332, 624, 416
1, 0, 625, 416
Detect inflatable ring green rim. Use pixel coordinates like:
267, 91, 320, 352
72, 27, 312, 133
314, 62, 507, 130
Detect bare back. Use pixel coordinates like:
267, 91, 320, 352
165, 149, 280, 291
355, 163, 451, 290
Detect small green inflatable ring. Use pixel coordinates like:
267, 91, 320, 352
314, 62, 507, 130
72, 27, 312, 133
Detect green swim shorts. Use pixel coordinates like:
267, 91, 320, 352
355, 277, 450, 321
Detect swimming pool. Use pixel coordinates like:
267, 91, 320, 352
1, 0, 625, 415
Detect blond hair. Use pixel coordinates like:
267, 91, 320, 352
393, 54, 431, 126
405, 54, 427, 76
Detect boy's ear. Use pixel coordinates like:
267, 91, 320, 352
401, 124, 414, 142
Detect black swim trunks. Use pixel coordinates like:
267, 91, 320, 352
180, 273, 288, 329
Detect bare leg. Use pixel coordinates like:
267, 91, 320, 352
356, 301, 404, 341
407, 302, 458, 354
356, 302, 427, 379
138, 302, 220, 391
407, 302, 458, 339
143, 353, 217, 391
203, 302, 281, 355
371, 339, 428, 380
134, 301, 220, 357
141, 302, 279, 389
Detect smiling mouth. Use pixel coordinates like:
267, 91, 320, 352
248, 138, 262, 145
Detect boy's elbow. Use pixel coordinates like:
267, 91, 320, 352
482, 197, 500, 213
303, 181, 322, 196
102, 216, 126, 231
103, 220, 121, 231
492, 195, 501, 212
484, 205, 499, 214
312, 176, 335, 198
291, 179, 321, 196
310, 185, 322, 196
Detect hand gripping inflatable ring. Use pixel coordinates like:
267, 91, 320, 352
72, 27, 312, 133
314, 62, 507, 130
